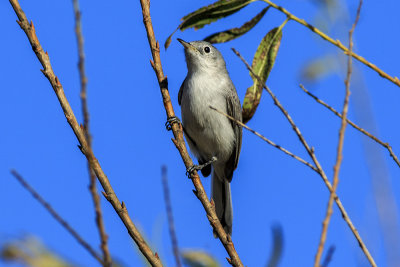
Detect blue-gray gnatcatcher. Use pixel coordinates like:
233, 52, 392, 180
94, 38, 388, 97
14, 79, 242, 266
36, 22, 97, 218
177, 39, 242, 236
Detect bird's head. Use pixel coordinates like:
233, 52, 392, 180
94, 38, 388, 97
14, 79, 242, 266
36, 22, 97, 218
178, 39, 227, 74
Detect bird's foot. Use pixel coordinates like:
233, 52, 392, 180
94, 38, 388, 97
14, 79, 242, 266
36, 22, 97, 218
165, 116, 181, 131
186, 156, 217, 178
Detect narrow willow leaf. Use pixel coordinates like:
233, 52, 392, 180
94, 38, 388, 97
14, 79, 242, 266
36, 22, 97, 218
165, 0, 254, 49
182, 250, 221, 267
266, 224, 284, 267
204, 6, 270, 43
300, 55, 338, 82
242, 27, 282, 123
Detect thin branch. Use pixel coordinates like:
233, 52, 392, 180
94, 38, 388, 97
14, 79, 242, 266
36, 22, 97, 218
209, 106, 318, 172
233, 48, 327, 175
260, 0, 400, 88
161, 166, 182, 267
72, 0, 112, 266
10, 170, 104, 265
138, 0, 243, 266
232, 48, 376, 266
314, 1, 363, 264
8, 1, 162, 265
300, 84, 400, 168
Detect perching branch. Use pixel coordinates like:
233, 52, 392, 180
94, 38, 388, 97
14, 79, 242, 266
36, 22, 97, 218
232, 48, 376, 267
260, 0, 400, 88
10, 170, 104, 265
8, 1, 162, 266
314, 1, 363, 265
72, 0, 112, 266
300, 84, 400, 169
139, 0, 243, 266
209, 106, 317, 172
161, 166, 182, 267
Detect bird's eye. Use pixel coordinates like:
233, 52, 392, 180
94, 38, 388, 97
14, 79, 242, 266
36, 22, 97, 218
204, 47, 211, 53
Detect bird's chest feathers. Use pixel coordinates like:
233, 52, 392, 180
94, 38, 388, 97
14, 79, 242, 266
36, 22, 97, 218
180, 71, 235, 160
181, 72, 227, 128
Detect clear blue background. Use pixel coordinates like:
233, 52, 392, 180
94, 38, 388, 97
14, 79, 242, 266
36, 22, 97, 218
1, 0, 399, 266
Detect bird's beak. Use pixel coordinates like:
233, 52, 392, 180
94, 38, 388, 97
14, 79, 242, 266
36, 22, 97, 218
177, 38, 197, 53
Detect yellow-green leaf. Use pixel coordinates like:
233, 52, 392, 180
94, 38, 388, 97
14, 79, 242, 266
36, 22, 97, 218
242, 27, 282, 123
165, 0, 255, 49
1, 237, 72, 267
182, 250, 221, 267
204, 6, 270, 43
1, 236, 123, 267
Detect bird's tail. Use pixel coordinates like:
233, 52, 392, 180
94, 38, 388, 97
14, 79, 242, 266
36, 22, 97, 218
212, 170, 233, 236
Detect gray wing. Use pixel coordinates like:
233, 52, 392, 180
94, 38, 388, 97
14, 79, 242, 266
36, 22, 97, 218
178, 78, 186, 106
225, 84, 243, 182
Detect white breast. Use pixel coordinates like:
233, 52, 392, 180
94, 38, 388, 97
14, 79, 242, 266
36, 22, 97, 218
181, 71, 235, 162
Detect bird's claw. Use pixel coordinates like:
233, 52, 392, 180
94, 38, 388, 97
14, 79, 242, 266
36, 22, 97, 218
186, 165, 199, 178
165, 116, 181, 131
186, 156, 217, 178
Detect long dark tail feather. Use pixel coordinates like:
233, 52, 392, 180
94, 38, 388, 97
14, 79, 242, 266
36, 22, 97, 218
212, 170, 233, 236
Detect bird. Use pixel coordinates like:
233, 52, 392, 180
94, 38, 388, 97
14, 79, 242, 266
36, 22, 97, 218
177, 38, 242, 236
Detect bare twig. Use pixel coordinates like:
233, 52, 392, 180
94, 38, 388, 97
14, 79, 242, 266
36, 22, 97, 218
232, 48, 376, 266
209, 106, 318, 172
161, 166, 182, 267
233, 48, 328, 175
72, 1, 112, 266
314, 2, 363, 265
139, 0, 243, 266
300, 84, 400, 168
260, 0, 400, 88
10, 170, 104, 265
8, 1, 162, 265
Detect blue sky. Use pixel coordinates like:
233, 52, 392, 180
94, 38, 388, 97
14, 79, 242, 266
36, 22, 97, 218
1, 0, 400, 266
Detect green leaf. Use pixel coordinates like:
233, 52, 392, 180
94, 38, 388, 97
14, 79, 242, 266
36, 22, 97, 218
242, 27, 282, 123
204, 6, 270, 43
181, 250, 221, 267
165, 0, 255, 49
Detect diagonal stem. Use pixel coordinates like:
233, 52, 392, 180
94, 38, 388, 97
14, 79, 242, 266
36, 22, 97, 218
260, 0, 400, 88
314, 1, 364, 264
232, 47, 376, 267
139, 0, 244, 266
300, 84, 400, 168
161, 166, 182, 267
10, 170, 104, 265
72, 0, 112, 266
210, 106, 318, 172
8, 1, 162, 265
